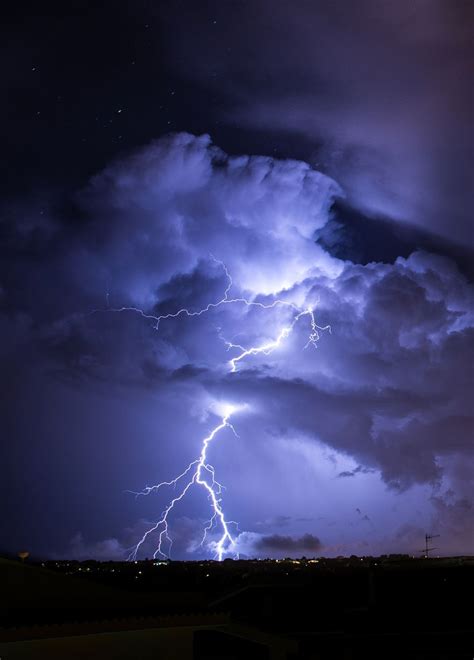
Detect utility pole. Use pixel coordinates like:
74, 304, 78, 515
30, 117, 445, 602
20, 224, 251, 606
421, 534, 440, 558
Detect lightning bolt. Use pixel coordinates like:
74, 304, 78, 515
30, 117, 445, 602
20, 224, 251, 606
127, 407, 239, 561
224, 306, 324, 373
100, 257, 329, 560
99, 257, 304, 329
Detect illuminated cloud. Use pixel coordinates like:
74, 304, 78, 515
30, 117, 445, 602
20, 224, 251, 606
1, 134, 472, 558
161, 1, 473, 245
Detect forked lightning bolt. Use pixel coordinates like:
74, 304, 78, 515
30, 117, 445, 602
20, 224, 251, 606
224, 306, 324, 373
100, 258, 329, 560
102, 257, 305, 331
127, 408, 239, 561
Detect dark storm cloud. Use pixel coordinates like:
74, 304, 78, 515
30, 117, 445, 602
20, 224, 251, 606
254, 533, 322, 554
1, 133, 473, 558
65, 522, 323, 561
159, 0, 473, 245
68, 533, 127, 561
338, 466, 373, 479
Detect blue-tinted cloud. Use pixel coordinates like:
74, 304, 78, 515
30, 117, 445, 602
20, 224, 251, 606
1, 134, 472, 558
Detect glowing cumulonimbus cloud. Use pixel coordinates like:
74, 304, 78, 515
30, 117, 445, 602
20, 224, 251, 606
105, 258, 329, 560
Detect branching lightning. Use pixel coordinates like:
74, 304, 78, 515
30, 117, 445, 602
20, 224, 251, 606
102, 257, 306, 329
127, 407, 239, 561
101, 257, 329, 560
224, 306, 325, 373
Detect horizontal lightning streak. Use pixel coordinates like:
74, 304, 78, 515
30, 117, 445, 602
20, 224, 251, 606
94, 258, 300, 330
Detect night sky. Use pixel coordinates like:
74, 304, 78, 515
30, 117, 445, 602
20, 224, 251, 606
1, 0, 473, 560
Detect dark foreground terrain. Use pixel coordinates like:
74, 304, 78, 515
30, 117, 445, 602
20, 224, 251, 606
1, 555, 472, 659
